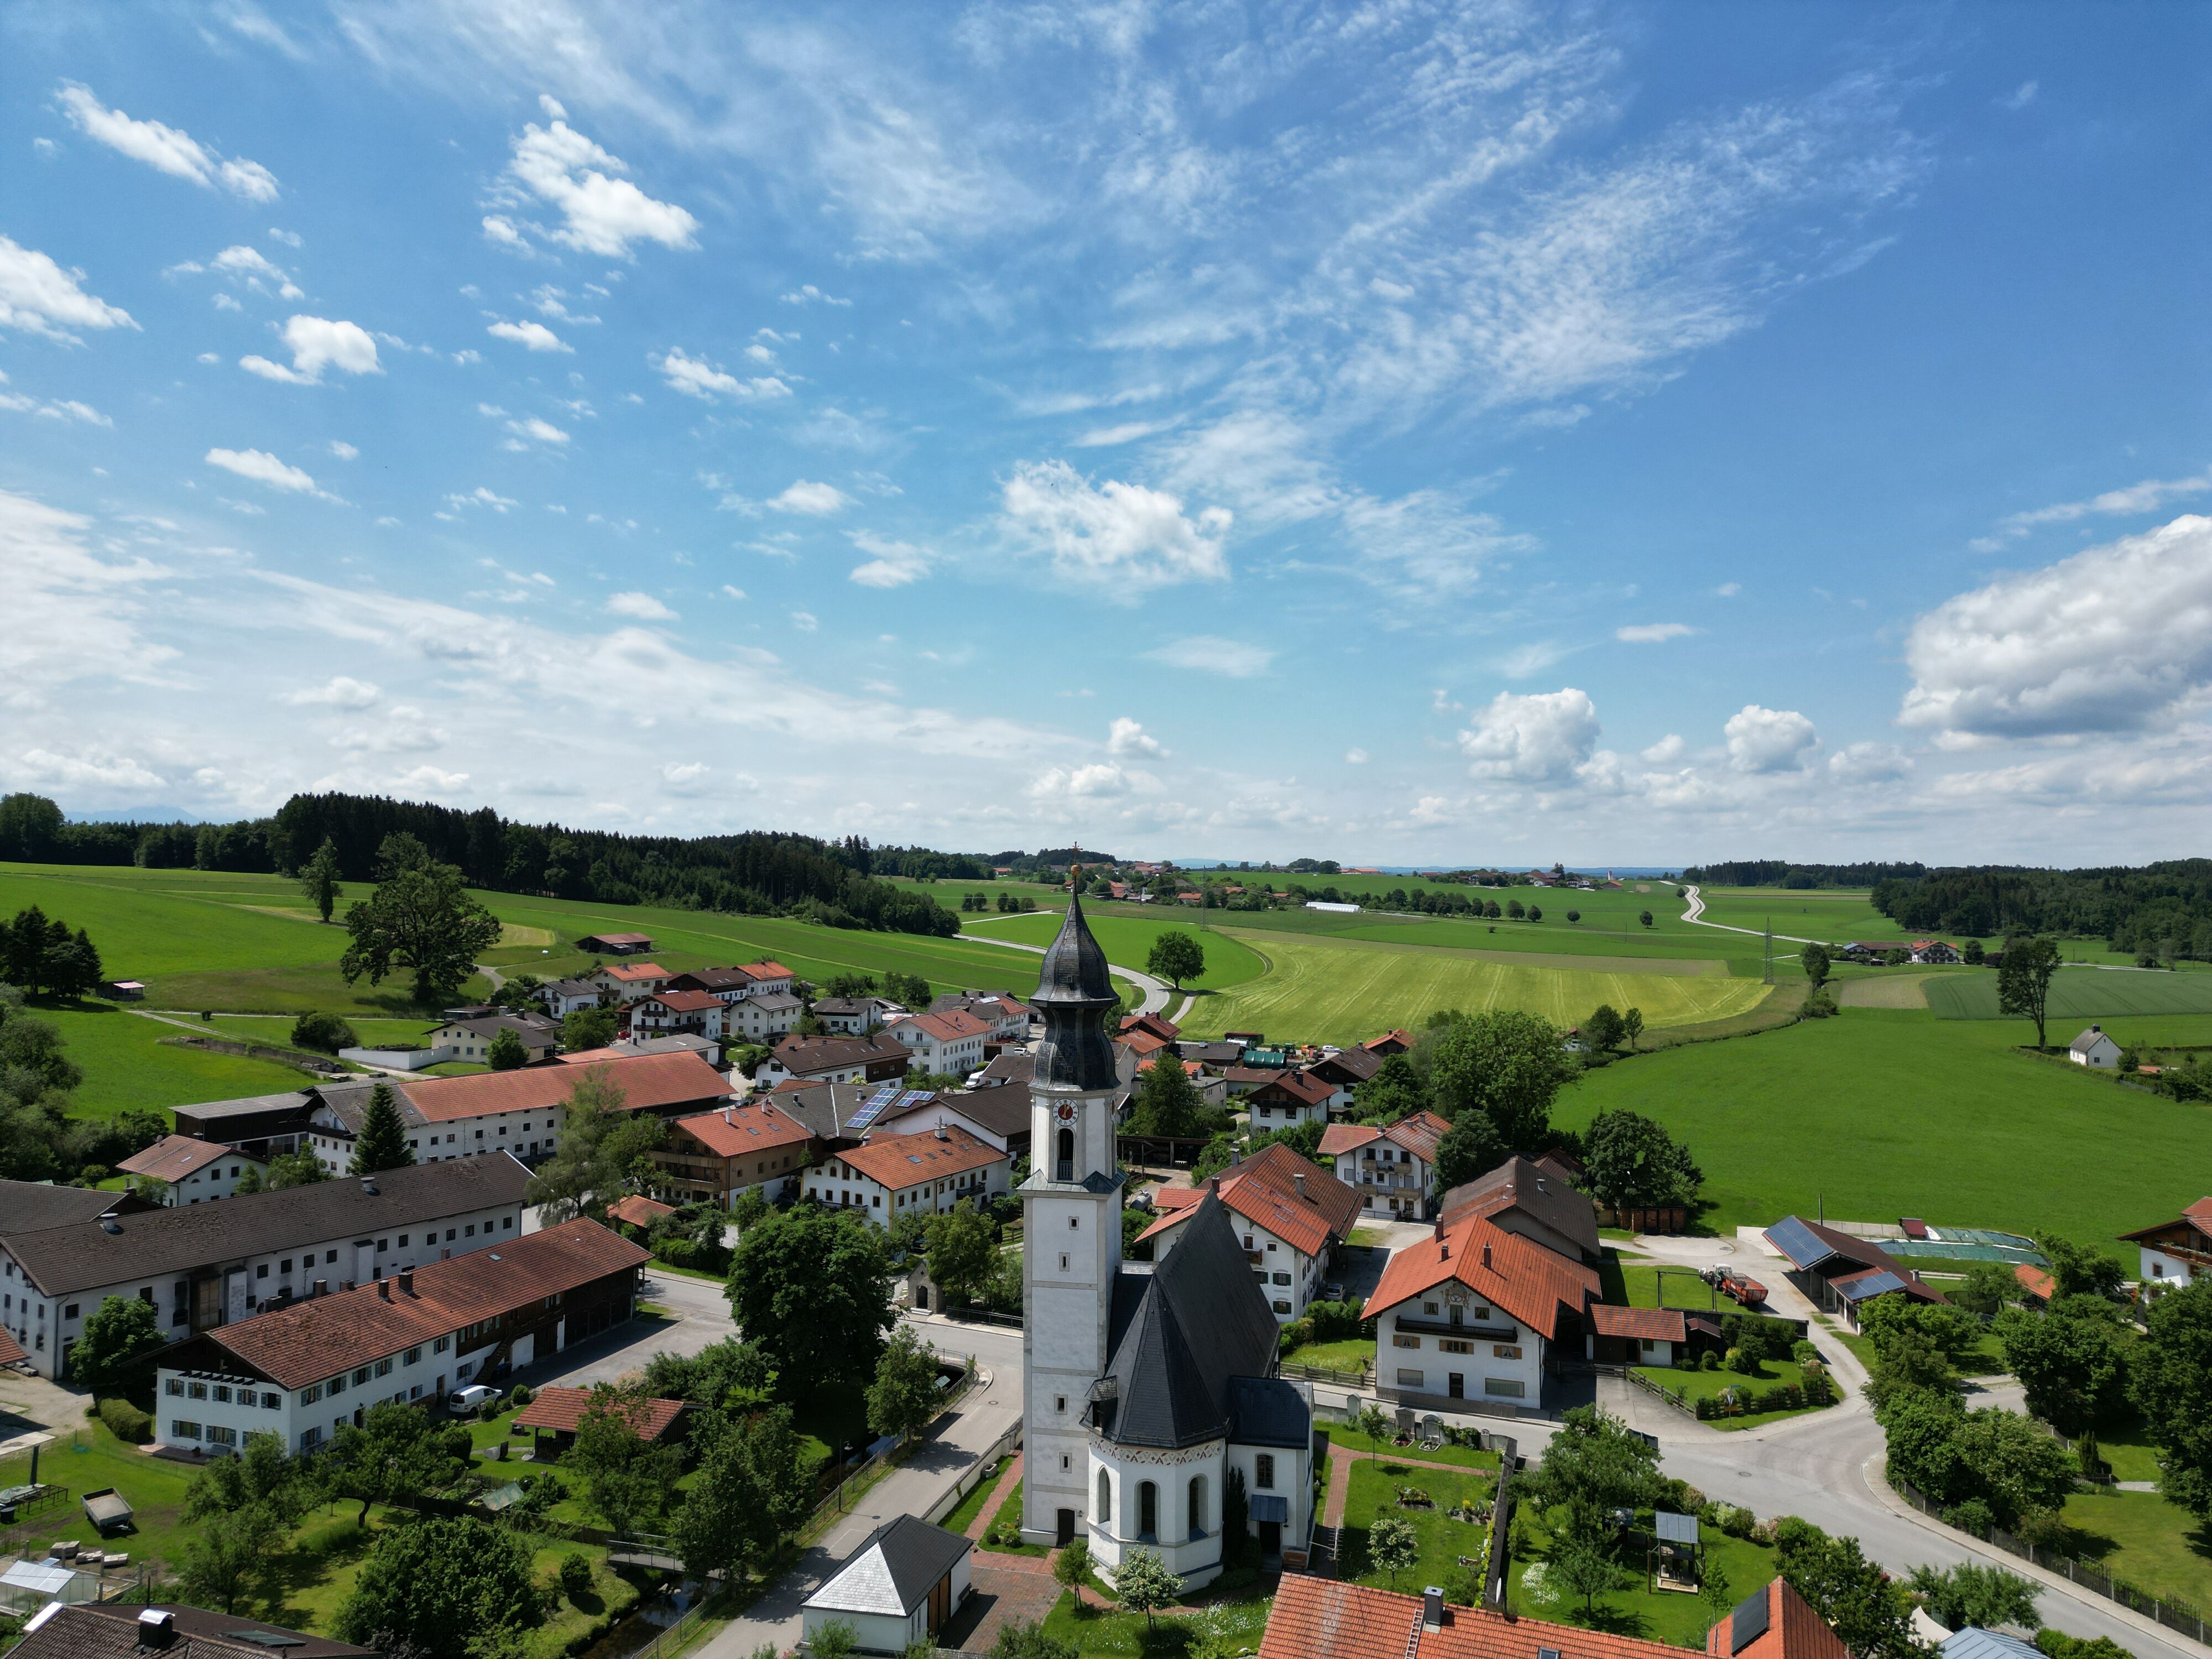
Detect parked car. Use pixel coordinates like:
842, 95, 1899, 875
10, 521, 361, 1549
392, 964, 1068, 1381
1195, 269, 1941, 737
449, 1384, 500, 1415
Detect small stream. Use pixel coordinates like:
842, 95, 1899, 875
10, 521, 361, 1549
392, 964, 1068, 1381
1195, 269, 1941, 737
576, 1577, 705, 1659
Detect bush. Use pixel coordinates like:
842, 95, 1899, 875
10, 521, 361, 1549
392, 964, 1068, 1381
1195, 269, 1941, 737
1308, 1299, 1370, 1343
478, 1400, 500, 1422
1943, 1499, 1995, 1538
508, 1386, 533, 1407
1802, 990, 1839, 1019
1725, 1346, 1756, 1375
441, 1425, 475, 1460
1699, 1350, 1720, 1371
1792, 1339, 1820, 1365
1802, 1372, 1838, 1407
2013, 1509, 2068, 1549
1278, 1319, 1314, 1356
557, 1553, 593, 1603
98, 1398, 152, 1443
291, 1011, 359, 1054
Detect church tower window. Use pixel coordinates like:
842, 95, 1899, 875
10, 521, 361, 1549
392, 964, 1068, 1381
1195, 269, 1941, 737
1096, 1468, 1112, 1525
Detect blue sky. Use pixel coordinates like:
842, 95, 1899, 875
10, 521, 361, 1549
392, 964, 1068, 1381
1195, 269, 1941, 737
4, 2, 2209, 865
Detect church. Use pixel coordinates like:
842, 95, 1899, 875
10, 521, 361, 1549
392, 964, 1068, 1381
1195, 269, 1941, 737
1019, 889, 1316, 1585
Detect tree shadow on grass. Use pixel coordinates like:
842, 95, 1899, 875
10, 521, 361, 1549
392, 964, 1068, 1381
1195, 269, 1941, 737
255, 1510, 378, 1628
1569, 1600, 1655, 1640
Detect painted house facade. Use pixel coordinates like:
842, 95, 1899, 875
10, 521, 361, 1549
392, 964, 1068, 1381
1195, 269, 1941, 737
1317, 1110, 1449, 1218
804, 1125, 1010, 1225
2121, 1198, 2212, 1286
117, 1136, 268, 1206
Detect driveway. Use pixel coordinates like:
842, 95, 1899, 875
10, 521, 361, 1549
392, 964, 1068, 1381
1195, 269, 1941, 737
535, 1269, 738, 1388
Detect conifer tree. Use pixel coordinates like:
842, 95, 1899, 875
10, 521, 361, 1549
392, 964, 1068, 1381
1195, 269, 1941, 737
351, 1082, 416, 1174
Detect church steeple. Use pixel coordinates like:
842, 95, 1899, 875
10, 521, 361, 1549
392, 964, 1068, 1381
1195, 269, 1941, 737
1033, 886, 1119, 1091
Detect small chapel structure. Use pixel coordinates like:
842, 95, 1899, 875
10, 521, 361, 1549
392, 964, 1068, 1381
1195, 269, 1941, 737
1020, 886, 1316, 1584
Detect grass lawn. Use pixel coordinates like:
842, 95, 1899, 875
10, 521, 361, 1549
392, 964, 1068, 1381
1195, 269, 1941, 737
24, 1004, 321, 1121
1287, 1338, 1374, 1374
959, 910, 1267, 993
1511, 1506, 1780, 1647
977, 1477, 1048, 1556
2061, 1486, 2212, 1609
1177, 930, 1771, 1047
1563, 1008, 2212, 1255
1329, 1434, 1501, 1473
1039, 1583, 1275, 1657
1338, 1459, 1495, 1592
1631, 1360, 1829, 1430
1926, 970, 2212, 1021
2085, 1411, 2166, 1485
1610, 1260, 1741, 1316
941, 1454, 1011, 1536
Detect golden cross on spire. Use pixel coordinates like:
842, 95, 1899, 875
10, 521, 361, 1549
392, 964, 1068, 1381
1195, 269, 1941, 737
1071, 841, 1082, 889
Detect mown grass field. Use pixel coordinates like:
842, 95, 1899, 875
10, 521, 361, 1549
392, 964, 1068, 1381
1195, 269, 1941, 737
1177, 930, 1772, 1046
958, 907, 1267, 990
1923, 967, 2212, 1021
1562, 1008, 2212, 1253
34, 1004, 319, 1118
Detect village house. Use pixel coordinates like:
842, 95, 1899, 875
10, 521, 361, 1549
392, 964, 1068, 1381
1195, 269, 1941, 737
0, 1159, 531, 1380
1910, 940, 1962, 964
1361, 1029, 1416, 1057
663, 966, 760, 1004
1139, 1145, 1360, 1321
118, 1135, 268, 1205
1119, 1011, 1181, 1045
1363, 1209, 1599, 1413
1586, 1303, 1687, 1368
764, 1079, 898, 1150
589, 961, 672, 1004
756, 1032, 911, 1088
648, 1100, 816, 1207
629, 989, 729, 1041
2120, 1197, 2212, 1286
421, 1012, 562, 1065
885, 1008, 992, 1077
559, 1032, 724, 1068
872, 1087, 1033, 1162
150, 1218, 646, 1454
932, 990, 1032, 1045
804, 1124, 1010, 1225
607, 1194, 676, 1232
1245, 1070, 1335, 1131
1763, 1216, 1948, 1327
308, 1051, 734, 1171
723, 988, 804, 1042
815, 994, 904, 1034
801, 1515, 974, 1656
576, 932, 654, 955
1302, 1045, 1383, 1112
535, 977, 604, 1018
1439, 1155, 1605, 1266
1318, 1110, 1449, 1218
170, 1089, 324, 1162
2069, 1025, 2122, 1068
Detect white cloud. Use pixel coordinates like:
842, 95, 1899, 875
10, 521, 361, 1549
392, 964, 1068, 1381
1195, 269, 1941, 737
488, 319, 571, 353
446, 486, 518, 513
1074, 419, 1178, 448
500, 119, 700, 258
241, 315, 382, 384
268, 227, 302, 248
205, 447, 318, 493
207, 244, 301, 298
482, 215, 526, 248
56, 82, 278, 199
329, 441, 358, 460
770, 479, 851, 516
1345, 748, 1369, 764
660, 760, 712, 795
0, 235, 136, 341
1457, 688, 1600, 784
1715, 582, 1742, 597
1724, 703, 1818, 773
282, 676, 381, 709
1983, 469, 2212, 546
1640, 734, 1686, 764
1338, 489, 1533, 596
0, 489, 177, 710
1828, 742, 1912, 784
1107, 718, 1162, 757
1496, 641, 1569, 680
505, 416, 570, 446
1616, 622, 1696, 644
652, 347, 789, 403
1030, 762, 1129, 799
1904, 514, 2212, 738
607, 591, 676, 621
781, 283, 852, 306
0, 382, 111, 426
1145, 637, 1275, 679
1000, 460, 1229, 590
790, 610, 818, 632
18, 747, 165, 789
2000, 80, 2039, 111
847, 529, 928, 587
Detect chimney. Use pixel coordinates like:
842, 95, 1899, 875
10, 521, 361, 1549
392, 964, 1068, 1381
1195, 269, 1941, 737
138, 1609, 178, 1647
1433, 1217, 1444, 1241
1293, 1172, 1307, 1201
1205, 1175, 1221, 1198
377, 1279, 392, 1302
399, 1270, 414, 1296
312, 1278, 327, 1298
935, 1126, 949, 1141
1422, 1587, 1445, 1629
361, 1178, 378, 1196
1481, 1241, 1493, 1269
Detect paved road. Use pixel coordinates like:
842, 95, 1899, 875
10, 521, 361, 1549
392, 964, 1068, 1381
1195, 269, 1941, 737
953, 929, 1174, 1015
544, 1269, 739, 1387
696, 1317, 1025, 1659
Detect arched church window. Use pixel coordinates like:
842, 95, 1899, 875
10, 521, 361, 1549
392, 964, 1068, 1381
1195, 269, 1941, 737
1188, 1475, 1208, 1538
1056, 1127, 1074, 1183
1138, 1480, 1158, 1542
1096, 1467, 1113, 1526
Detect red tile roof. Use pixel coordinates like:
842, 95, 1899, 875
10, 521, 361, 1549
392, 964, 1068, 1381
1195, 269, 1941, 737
743, 960, 793, 979
904, 1009, 992, 1044
1590, 1305, 1687, 1342
598, 962, 671, 982
0, 1326, 26, 1367
1318, 1123, 1381, 1157
403, 1051, 733, 1122
644, 990, 725, 1014
2013, 1263, 2055, 1302
1361, 1029, 1416, 1054
1707, 1578, 1850, 1659
119, 1134, 251, 1184
1140, 1144, 1360, 1258
1251, 1071, 1334, 1108
835, 1124, 1005, 1192
672, 1100, 814, 1157
1364, 1213, 1598, 1339
205, 1218, 647, 1387
514, 1384, 685, 1440
607, 1195, 676, 1228
1380, 1109, 1449, 1165
1261, 1574, 1698, 1659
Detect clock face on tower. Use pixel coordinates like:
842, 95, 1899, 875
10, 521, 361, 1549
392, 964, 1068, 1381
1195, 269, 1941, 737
1055, 1103, 1076, 1122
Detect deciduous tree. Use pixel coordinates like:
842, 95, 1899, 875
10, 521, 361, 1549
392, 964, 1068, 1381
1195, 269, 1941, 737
1366, 1515, 1420, 1590
1773, 1519, 1921, 1659
331, 1516, 541, 1659
727, 1206, 895, 1394
1997, 936, 2063, 1050
1582, 1110, 1702, 1213
70, 1295, 166, 1391
927, 1199, 998, 1306
1128, 1053, 1206, 1140
486, 1027, 528, 1071
2130, 1279, 2212, 1517
1433, 1113, 1506, 1192
300, 837, 345, 924
562, 1005, 618, 1052
867, 1325, 943, 1444
1112, 1549, 1181, 1628
1583, 1005, 1626, 1052
338, 837, 504, 1006
1801, 942, 1832, 989
1144, 931, 1204, 991
526, 1067, 662, 1222
1422, 1009, 1577, 1152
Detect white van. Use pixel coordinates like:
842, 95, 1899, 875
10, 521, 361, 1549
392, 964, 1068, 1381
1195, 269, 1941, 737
450, 1384, 500, 1415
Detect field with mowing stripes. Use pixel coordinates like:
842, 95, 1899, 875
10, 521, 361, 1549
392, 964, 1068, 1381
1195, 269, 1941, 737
958, 908, 1266, 990
1176, 929, 1772, 1045
1924, 966, 2212, 1020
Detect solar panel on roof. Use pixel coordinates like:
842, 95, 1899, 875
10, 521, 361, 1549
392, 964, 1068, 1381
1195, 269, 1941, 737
1730, 1586, 1771, 1655
898, 1089, 933, 1107
1763, 1215, 1835, 1270
1837, 1270, 1906, 1300
1654, 1510, 1700, 1544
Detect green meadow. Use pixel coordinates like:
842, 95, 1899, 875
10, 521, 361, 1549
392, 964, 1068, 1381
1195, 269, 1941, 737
958, 907, 1268, 990
1923, 966, 2212, 1021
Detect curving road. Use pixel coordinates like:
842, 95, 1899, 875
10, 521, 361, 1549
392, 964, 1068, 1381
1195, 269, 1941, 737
951, 928, 1176, 1016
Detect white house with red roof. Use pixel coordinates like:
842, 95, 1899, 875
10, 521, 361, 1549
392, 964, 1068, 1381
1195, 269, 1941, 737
1362, 1209, 1599, 1412
2120, 1197, 2212, 1287
630, 989, 729, 1040
650, 1101, 815, 1207
804, 1124, 1010, 1226
885, 1008, 992, 1077
1317, 1110, 1449, 1219
589, 962, 672, 1004
1139, 1145, 1360, 1321
118, 1135, 268, 1205
1244, 1070, 1335, 1131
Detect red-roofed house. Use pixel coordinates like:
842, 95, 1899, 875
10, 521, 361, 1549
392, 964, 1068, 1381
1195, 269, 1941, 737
1363, 1211, 1599, 1412
2012, 1263, 2055, 1307
885, 1008, 991, 1077
118, 1135, 268, 1205
1317, 1110, 1449, 1218
1587, 1303, 1687, 1367
650, 1100, 816, 1207
607, 1194, 676, 1232
2120, 1197, 2212, 1288
1120, 1012, 1182, 1044
1707, 1574, 1852, 1659
1246, 1070, 1335, 1131
630, 988, 730, 1040
1361, 1029, 1416, 1057
804, 1125, 1010, 1227
589, 962, 672, 1004
1139, 1145, 1360, 1321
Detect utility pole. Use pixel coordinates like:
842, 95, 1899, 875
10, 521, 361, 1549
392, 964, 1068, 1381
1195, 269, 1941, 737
1762, 918, 1775, 985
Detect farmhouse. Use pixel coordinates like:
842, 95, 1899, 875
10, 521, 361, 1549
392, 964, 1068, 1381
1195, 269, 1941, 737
801, 1515, 974, 1655
2069, 1025, 2122, 1068
1245, 1069, 1335, 1130
152, 1218, 646, 1454
804, 1124, 1010, 1225
885, 1008, 992, 1077
1763, 1215, 1948, 1326
1440, 1155, 1604, 1266
629, 989, 729, 1040
576, 932, 654, 954
649, 1100, 816, 1207
2120, 1197, 2212, 1286
0, 1157, 531, 1380
422, 1012, 561, 1064
118, 1135, 267, 1205
1139, 1145, 1359, 1321
1363, 1211, 1599, 1413
307, 1051, 734, 1170
1910, 940, 1961, 964
1318, 1110, 1449, 1219
589, 961, 671, 1003
756, 1032, 911, 1087
535, 977, 604, 1018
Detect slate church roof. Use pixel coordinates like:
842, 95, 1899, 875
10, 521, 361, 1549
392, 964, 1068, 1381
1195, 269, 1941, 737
1032, 889, 1119, 1092
1093, 1191, 1288, 1449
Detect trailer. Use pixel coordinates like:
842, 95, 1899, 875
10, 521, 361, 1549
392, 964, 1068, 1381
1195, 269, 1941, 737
1720, 1274, 1768, 1308
81, 1488, 133, 1535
